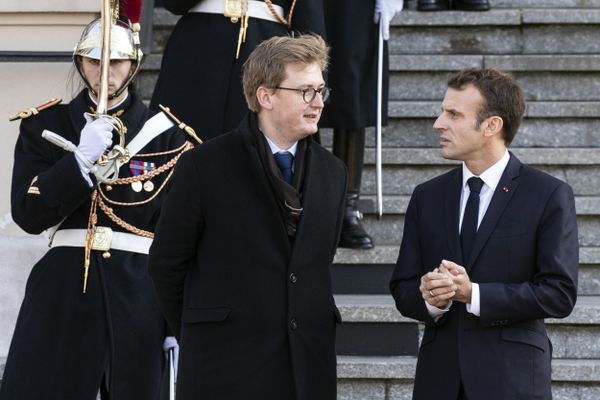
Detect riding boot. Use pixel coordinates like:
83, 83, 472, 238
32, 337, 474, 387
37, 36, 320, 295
333, 128, 374, 249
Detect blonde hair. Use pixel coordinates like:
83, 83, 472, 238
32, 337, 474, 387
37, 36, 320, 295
242, 34, 329, 112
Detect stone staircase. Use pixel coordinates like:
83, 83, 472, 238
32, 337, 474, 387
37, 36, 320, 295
24, 0, 591, 398
328, 1, 600, 398
2, 1, 600, 397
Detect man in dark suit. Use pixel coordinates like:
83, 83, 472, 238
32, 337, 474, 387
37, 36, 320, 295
148, 35, 345, 400
389, 68, 578, 400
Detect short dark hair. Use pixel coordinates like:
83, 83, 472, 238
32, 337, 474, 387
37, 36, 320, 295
242, 34, 329, 112
447, 68, 526, 145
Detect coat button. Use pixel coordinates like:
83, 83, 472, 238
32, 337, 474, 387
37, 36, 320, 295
290, 273, 298, 283
290, 318, 298, 330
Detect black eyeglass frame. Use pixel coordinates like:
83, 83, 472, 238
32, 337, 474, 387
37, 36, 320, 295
273, 86, 331, 103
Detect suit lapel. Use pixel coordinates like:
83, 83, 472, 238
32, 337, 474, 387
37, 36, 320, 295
444, 168, 463, 264
466, 154, 521, 270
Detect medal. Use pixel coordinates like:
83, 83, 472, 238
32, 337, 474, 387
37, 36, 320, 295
131, 181, 143, 192
143, 180, 155, 192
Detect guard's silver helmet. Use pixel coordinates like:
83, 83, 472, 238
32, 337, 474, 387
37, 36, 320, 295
73, 19, 143, 98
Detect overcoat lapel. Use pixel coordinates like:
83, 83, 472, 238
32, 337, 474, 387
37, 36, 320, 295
288, 143, 314, 262
466, 154, 521, 270
444, 168, 463, 264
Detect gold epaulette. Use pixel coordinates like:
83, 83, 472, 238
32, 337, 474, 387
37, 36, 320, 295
158, 104, 203, 144
9, 98, 62, 122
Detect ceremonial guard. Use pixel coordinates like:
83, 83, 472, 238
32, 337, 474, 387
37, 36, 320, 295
0, 4, 195, 399
150, 0, 326, 142
319, 0, 403, 249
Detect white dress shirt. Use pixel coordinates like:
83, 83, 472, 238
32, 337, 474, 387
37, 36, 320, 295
264, 135, 298, 156
426, 149, 511, 319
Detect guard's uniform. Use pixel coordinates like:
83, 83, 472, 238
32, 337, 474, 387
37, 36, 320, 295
0, 90, 189, 400
319, 0, 389, 129
150, 0, 326, 142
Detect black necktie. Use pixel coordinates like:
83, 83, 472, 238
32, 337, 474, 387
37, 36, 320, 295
274, 151, 294, 185
460, 177, 484, 260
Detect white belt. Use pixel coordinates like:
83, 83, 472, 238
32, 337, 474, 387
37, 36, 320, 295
51, 228, 152, 255
189, 0, 284, 23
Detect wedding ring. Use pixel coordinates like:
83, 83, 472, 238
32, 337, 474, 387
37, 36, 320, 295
429, 290, 434, 297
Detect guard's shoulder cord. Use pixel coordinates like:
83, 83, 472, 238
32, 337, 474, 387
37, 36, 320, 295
264, 0, 297, 27
9, 98, 62, 121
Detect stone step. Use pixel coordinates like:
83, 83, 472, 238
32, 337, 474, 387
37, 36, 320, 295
335, 295, 600, 358
337, 356, 600, 400
360, 165, 600, 196
3, 356, 597, 399
336, 294, 600, 326
332, 247, 600, 296
390, 54, 600, 71
492, 0, 600, 8
394, 9, 600, 26
357, 213, 598, 246
389, 71, 600, 101
390, 100, 600, 118
144, 53, 600, 73
332, 260, 600, 297
319, 118, 600, 148
389, 9, 600, 56
361, 148, 600, 166
359, 195, 600, 216
338, 355, 600, 382
334, 245, 600, 265
139, 68, 600, 104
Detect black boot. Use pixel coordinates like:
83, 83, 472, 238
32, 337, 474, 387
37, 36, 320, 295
417, 0, 450, 11
333, 128, 374, 249
340, 192, 374, 249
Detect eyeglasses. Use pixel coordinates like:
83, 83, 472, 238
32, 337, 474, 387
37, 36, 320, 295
274, 86, 330, 103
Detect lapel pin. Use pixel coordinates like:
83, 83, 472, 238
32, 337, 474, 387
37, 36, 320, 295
502, 186, 509, 192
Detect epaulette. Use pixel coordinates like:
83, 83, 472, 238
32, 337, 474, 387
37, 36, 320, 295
9, 98, 62, 122
158, 104, 203, 144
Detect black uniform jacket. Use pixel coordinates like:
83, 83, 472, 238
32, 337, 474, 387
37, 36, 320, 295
149, 113, 346, 400
0, 91, 185, 400
319, 0, 389, 129
390, 154, 579, 400
150, 0, 326, 142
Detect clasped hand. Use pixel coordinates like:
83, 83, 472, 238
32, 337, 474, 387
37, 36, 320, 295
419, 260, 472, 308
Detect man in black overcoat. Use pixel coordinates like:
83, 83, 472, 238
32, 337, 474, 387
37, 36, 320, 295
149, 34, 346, 400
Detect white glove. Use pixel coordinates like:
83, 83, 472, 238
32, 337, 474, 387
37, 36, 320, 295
75, 113, 114, 173
163, 336, 179, 377
374, 0, 404, 41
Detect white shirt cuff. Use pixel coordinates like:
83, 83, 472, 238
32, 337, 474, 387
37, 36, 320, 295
425, 300, 452, 321
466, 282, 480, 316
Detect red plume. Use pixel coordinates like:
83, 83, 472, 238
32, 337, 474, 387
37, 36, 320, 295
120, 0, 143, 25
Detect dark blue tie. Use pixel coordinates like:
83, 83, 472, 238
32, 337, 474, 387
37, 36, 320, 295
460, 177, 484, 260
274, 151, 294, 185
